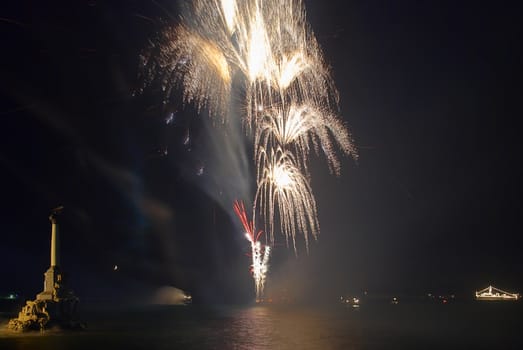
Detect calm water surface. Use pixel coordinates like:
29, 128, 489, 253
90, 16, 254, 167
1, 302, 521, 349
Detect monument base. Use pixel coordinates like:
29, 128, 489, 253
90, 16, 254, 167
7, 296, 83, 332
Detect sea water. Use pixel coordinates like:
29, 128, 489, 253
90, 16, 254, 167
1, 301, 522, 349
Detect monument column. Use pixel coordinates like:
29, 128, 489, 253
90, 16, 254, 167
50, 214, 60, 268
37, 206, 63, 301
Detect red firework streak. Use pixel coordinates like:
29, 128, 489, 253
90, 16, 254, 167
233, 200, 263, 244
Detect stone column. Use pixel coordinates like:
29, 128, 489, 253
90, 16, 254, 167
50, 215, 60, 268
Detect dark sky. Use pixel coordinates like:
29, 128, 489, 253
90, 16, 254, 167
1, 0, 522, 303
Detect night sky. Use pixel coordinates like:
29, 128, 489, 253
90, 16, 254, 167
1, 1, 522, 304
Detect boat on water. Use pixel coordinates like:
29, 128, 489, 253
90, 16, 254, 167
475, 285, 519, 301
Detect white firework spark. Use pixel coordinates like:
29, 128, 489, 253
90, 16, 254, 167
255, 103, 356, 177
254, 147, 319, 251
246, 234, 271, 300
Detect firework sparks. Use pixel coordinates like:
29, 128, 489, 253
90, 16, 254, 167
255, 104, 356, 176
140, 0, 357, 252
234, 200, 271, 299
140, 0, 339, 123
253, 147, 319, 251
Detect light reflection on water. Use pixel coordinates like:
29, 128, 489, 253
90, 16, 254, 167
1, 303, 522, 349
215, 306, 344, 349
226, 306, 275, 349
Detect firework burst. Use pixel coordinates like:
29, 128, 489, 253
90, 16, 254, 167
140, 0, 357, 252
